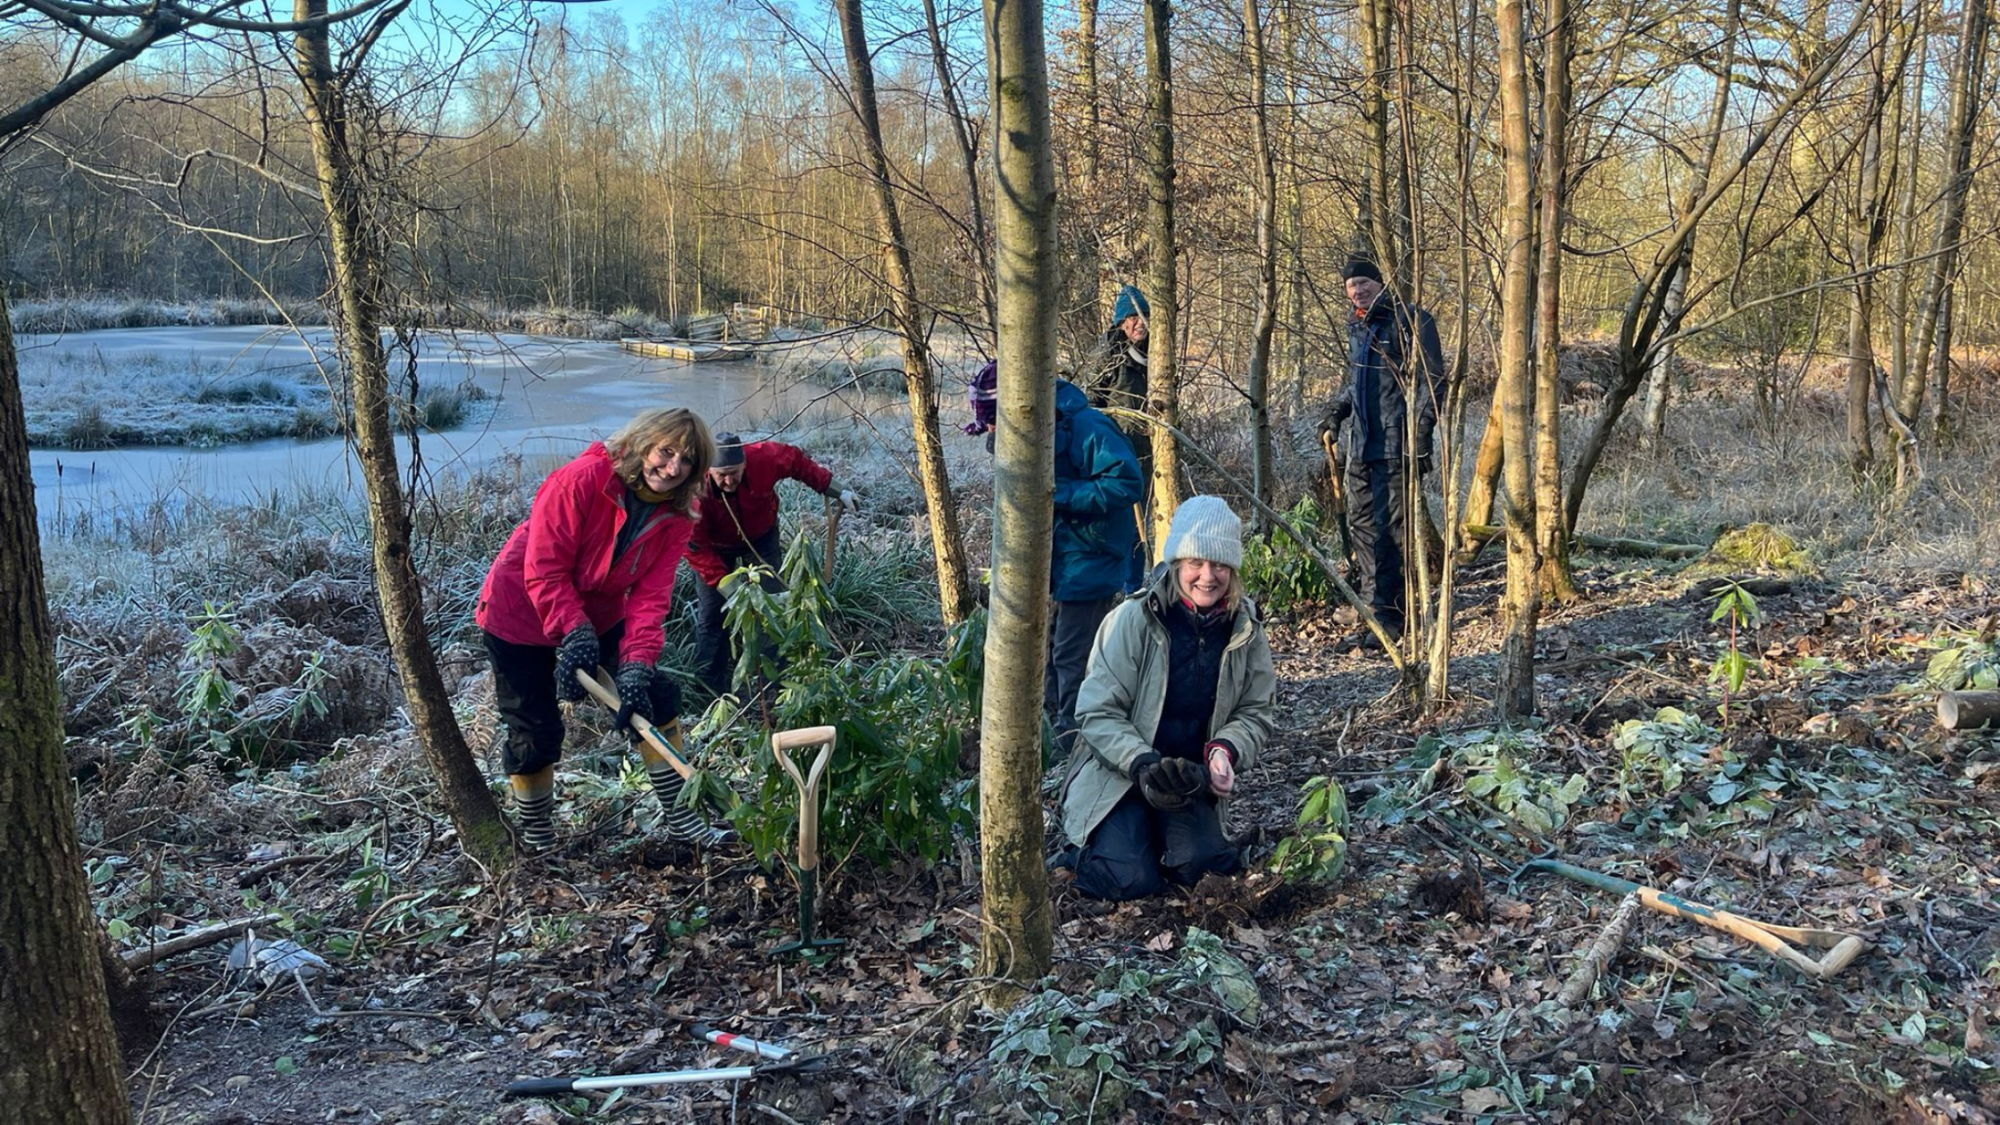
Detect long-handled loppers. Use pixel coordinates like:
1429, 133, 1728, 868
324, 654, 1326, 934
504, 1025, 821, 1099
575, 667, 743, 810
1516, 857, 1869, 980
771, 725, 844, 956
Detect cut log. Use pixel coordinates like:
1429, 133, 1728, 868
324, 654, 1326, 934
1938, 691, 2000, 731
1556, 892, 1641, 1007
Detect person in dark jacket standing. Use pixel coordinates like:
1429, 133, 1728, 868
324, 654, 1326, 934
686, 432, 857, 696
1092, 284, 1155, 592
476, 407, 722, 850
1320, 257, 1443, 643
1046, 378, 1146, 759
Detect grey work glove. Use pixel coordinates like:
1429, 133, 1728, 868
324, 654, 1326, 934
614, 662, 655, 736
1135, 756, 1208, 813
553, 624, 599, 703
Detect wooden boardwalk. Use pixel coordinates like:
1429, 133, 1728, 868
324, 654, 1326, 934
618, 304, 779, 362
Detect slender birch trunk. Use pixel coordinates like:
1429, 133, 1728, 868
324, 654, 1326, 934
295, 0, 512, 868
834, 0, 977, 624
1244, 0, 1278, 521
1143, 0, 1183, 551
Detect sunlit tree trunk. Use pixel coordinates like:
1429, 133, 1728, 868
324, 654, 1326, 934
1533, 0, 1578, 603
295, 0, 512, 868
1908, 0, 1991, 444
1244, 0, 1278, 520
0, 291, 132, 1125
1143, 0, 1182, 552
978, 0, 1056, 987
1357, 0, 1394, 266
1845, 7, 1893, 475
834, 0, 977, 624
1494, 0, 1540, 720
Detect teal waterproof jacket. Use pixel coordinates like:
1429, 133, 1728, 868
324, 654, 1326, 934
1060, 566, 1277, 845
1052, 379, 1144, 601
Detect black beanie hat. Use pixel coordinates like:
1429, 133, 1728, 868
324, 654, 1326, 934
713, 432, 746, 467
1343, 257, 1384, 284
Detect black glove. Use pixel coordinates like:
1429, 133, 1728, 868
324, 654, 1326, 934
553, 624, 598, 703
614, 662, 655, 734
1136, 756, 1208, 812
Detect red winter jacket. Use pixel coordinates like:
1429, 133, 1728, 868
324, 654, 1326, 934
476, 442, 695, 667
687, 441, 832, 585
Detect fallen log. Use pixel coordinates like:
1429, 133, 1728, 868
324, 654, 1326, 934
1459, 525, 1705, 560
1938, 690, 2000, 731
123, 913, 284, 971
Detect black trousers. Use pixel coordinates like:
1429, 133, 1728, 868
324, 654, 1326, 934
692, 525, 785, 696
1044, 595, 1119, 754
1073, 789, 1243, 901
485, 623, 681, 776
1345, 457, 1409, 631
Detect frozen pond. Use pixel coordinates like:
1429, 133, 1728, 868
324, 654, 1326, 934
22, 325, 901, 521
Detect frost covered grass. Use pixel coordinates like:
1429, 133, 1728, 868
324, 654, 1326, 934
16, 345, 339, 448
15, 334, 492, 449
7, 294, 683, 341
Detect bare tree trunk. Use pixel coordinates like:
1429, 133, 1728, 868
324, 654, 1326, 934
1534, 0, 1578, 603
1638, 257, 1687, 452
1143, 0, 1183, 551
1244, 0, 1278, 521
0, 292, 132, 1125
295, 0, 512, 869
1460, 394, 1504, 552
920, 0, 996, 333
978, 0, 1056, 987
1908, 0, 1991, 441
1357, 0, 1395, 266
1845, 7, 1893, 475
834, 0, 977, 625
1074, 0, 1105, 314
1425, 0, 1480, 708
1495, 0, 1540, 721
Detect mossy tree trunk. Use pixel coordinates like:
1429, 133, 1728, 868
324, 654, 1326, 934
295, 0, 511, 868
1532, 0, 1578, 603
1243, 0, 1277, 522
978, 0, 1057, 987
0, 290, 132, 1125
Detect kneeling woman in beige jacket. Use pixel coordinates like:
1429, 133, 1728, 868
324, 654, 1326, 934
1059, 496, 1277, 900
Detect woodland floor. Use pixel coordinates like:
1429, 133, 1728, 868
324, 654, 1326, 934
97, 550, 2000, 1125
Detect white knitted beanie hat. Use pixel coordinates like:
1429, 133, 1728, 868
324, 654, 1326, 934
1162, 495, 1244, 569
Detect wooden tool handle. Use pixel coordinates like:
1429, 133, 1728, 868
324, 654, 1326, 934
773, 726, 838, 754
575, 668, 693, 781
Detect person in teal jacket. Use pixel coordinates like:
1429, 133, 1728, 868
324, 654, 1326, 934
1046, 378, 1144, 760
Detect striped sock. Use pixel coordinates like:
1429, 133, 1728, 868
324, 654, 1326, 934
639, 724, 731, 845
510, 768, 557, 853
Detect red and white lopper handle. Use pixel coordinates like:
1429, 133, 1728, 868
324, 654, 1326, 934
691, 1023, 793, 1061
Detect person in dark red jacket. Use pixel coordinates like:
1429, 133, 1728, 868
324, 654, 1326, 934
687, 432, 857, 695
476, 406, 725, 852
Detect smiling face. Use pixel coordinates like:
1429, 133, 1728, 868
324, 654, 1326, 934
1176, 557, 1234, 610
1345, 276, 1384, 309
708, 463, 746, 493
640, 441, 693, 494
1120, 313, 1149, 344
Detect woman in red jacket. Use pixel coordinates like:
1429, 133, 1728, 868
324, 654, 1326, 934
476, 407, 724, 851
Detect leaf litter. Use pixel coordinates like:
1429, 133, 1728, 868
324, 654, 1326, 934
86, 555, 2000, 1123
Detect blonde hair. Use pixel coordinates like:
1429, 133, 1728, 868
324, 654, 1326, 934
1166, 558, 1245, 612
604, 407, 714, 515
